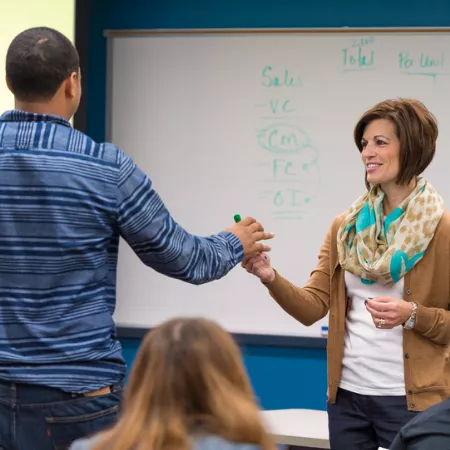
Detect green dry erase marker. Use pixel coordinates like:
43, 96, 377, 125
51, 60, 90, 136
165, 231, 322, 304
234, 214, 241, 223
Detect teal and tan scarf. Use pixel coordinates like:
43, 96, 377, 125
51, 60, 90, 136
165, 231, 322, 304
337, 178, 444, 285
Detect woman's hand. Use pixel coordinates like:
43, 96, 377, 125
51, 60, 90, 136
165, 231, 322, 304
365, 297, 414, 329
241, 252, 275, 283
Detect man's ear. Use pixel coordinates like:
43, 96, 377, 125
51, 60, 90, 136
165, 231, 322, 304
5, 76, 13, 94
64, 71, 79, 98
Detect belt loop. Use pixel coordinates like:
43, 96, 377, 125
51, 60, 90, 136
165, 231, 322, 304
112, 382, 124, 394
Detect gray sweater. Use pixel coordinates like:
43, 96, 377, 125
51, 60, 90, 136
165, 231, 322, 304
69, 435, 262, 450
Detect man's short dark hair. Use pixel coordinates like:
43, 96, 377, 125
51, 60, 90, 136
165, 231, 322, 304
6, 27, 79, 102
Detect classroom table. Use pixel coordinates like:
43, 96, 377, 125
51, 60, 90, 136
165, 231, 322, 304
261, 409, 330, 449
261, 409, 389, 450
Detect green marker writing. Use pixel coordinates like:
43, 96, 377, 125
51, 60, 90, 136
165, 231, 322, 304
234, 214, 241, 223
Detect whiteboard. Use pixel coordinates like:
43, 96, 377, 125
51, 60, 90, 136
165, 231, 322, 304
106, 29, 450, 337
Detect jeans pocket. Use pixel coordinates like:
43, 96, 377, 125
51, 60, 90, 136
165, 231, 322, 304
45, 400, 119, 450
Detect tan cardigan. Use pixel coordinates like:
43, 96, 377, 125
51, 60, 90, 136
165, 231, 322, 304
264, 211, 450, 412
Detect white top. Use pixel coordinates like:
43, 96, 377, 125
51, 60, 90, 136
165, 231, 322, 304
339, 271, 405, 396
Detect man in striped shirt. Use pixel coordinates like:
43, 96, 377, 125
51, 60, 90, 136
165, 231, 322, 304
0, 27, 274, 449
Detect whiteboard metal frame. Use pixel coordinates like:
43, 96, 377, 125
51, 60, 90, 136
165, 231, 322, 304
118, 326, 327, 348
103, 27, 450, 37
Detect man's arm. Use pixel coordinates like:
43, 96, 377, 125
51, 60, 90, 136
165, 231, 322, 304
116, 152, 271, 285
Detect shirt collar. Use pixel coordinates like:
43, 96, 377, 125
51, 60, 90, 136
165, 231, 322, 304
0, 110, 72, 128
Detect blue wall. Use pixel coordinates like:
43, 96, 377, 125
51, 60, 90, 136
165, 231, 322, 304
121, 338, 327, 410
85, 0, 450, 411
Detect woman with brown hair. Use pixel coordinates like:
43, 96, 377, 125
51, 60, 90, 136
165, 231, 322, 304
242, 98, 450, 450
69, 317, 275, 450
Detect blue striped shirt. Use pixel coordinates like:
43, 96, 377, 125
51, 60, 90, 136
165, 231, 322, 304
0, 110, 243, 393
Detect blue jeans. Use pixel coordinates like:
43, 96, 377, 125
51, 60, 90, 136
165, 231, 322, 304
0, 379, 122, 450
327, 388, 417, 450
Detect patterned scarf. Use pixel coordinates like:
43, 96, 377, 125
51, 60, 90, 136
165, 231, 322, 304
337, 178, 444, 285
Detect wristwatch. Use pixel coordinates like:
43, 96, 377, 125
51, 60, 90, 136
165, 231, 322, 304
403, 302, 418, 330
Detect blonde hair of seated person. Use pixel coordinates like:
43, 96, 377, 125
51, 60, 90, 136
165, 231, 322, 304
92, 317, 276, 450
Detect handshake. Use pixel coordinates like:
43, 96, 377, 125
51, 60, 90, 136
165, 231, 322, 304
224, 216, 276, 284
224, 215, 274, 255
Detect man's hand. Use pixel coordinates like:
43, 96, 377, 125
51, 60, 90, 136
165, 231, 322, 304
225, 216, 274, 255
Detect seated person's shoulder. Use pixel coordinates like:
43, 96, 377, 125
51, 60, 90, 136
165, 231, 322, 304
392, 397, 450, 449
70, 435, 263, 450
407, 396, 450, 428
194, 435, 261, 450
68, 438, 92, 450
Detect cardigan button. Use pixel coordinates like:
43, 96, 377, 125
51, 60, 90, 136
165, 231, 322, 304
406, 290, 411, 295
409, 403, 415, 409
404, 353, 409, 359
